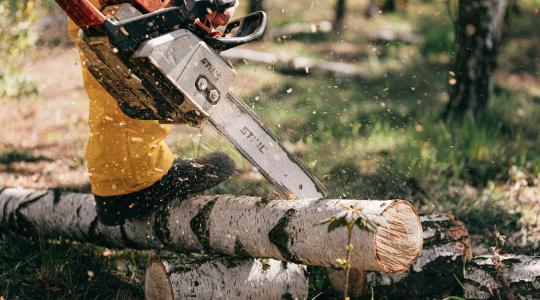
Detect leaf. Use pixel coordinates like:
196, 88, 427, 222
335, 258, 347, 268
313, 216, 335, 226
327, 218, 347, 233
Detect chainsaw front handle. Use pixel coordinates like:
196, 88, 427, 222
206, 11, 267, 52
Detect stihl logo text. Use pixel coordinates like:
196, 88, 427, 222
240, 126, 266, 154
200, 58, 222, 80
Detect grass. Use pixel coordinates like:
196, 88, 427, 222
0, 233, 145, 299
2, 0, 540, 298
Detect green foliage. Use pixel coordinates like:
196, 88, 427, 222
418, 15, 454, 58
0, 0, 39, 98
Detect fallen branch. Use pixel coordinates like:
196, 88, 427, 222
145, 255, 308, 299
268, 20, 423, 44
367, 30, 424, 44
268, 21, 333, 40
326, 214, 472, 299
0, 188, 422, 271
464, 254, 540, 299
222, 48, 369, 79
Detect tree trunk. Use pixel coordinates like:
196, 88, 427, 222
381, 0, 396, 13
145, 255, 308, 300
0, 188, 422, 271
248, 0, 265, 13
334, 0, 347, 31
444, 0, 508, 118
326, 214, 473, 299
464, 255, 540, 299
365, 0, 379, 19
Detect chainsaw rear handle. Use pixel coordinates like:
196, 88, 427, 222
56, 0, 106, 27
205, 11, 267, 52
56, 0, 175, 27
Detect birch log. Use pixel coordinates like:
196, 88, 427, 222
145, 255, 308, 300
464, 255, 540, 299
326, 214, 472, 299
0, 188, 422, 271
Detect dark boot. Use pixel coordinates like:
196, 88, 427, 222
94, 151, 236, 226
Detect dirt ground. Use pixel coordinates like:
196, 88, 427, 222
0, 45, 258, 192
0, 47, 90, 191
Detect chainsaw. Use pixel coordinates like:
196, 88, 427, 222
55, 0, 326, 199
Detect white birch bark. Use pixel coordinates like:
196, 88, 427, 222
464, 254, 540, 299
145, 255, 308, 300
0, 188, 422, 271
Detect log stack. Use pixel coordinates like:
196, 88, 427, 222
2, 188, 538, 298
0, 188, 424, 298
142, 212, 540, 299
142, 213, 475, 299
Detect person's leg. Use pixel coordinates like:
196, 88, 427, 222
68, 13, 235, 225
93, 151, 236, 225
69, 18, 175, 197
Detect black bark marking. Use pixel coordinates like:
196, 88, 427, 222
87, 216, 108, 247
281, 292, 294, 300
219, 256, 244, 269
1, 195, 13, 228
16, 190, 49, 210
165, 254, 225, 274
190, 199, 217, 252
269, 208, 300, 263
154, 205, 172, 248
234, 239, 250, 257
53, 189, 62, 205
0, 188, 5, 196
120, 225, 142, 249
255, 196, 273, 208
12, 191, 49, 236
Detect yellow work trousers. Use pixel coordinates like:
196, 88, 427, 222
69, 14, 174, 196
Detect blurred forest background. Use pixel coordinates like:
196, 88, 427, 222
1, 0, 539, 298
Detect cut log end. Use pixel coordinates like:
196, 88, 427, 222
375, 200, 423, 273
145, 258, 174, 300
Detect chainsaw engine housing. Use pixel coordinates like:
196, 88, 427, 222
78, 3, 236, 125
